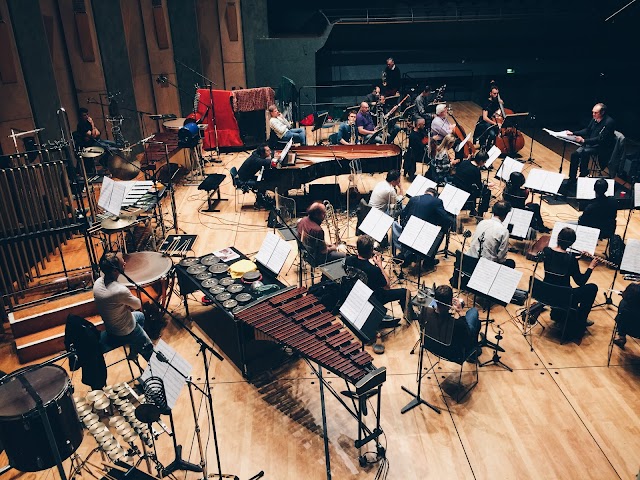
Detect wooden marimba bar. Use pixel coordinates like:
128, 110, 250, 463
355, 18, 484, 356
235, 287, 375, 384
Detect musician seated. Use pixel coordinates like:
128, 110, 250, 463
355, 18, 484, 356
543, 227, 601, 335
297, 202, 346, 266
431, 134, 460, 184
369, 170, 403, 214
421, 285, 481, 358
472, 84, 502, 149
404, 118, 426, 180
578, 178, 617, 239
268, 104, 306, 145
430, 103, 451, 141
413, 85, 435, 124
237, 145, 273, 208
452, 150, 492, 216
392, 188, 453, 270
613, 282, 640, 348
356, 102, 382, 144
566, 103, 616, 181
467, 200, 515, 268
75, 107, 101, 148
93, 253, 153, 361
336, 111, 360, 145
364, 85, 382, 106
504, 172, 551, 233
345, 235, 410, 317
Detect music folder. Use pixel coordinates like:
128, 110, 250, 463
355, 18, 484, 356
98, 176, 127, 217
496, 156, 524, 181
339, 280, 385, 343
466, 257, 523, 306
255, 232, 292, 275
406, 174, 437, 198
549, 222, 600, 256
359, 208, 394, 243
398, 216, 442, 256
543, 128, 581, 146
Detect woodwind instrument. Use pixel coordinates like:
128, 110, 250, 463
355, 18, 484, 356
323, 200, 356, 255
567, 248, 618, 268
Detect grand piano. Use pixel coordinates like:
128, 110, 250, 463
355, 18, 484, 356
260, 144, 402, 192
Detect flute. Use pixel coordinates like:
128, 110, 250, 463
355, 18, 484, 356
567, 248, 618, 268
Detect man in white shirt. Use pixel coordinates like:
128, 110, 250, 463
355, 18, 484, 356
93, 253, 153, 360
369, 170, 403, 213
467, 200, 515, 268
430, 104, 453, 141
268, 105, 306, 145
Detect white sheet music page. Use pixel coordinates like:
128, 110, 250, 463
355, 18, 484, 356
549, 222, 600, 255
620, 239, 640, 274
524, 169, 564, 194
455, 132, 473, 153
416, 221, 442, 256
496, 156, 524, 181
487, 264, 523, 304
542, 128, 581, 146
397, 215, 423, 248
576, 178, 615, 199
406, 175, 437, 197
634, 183, 640, 208
359, 208, 394, 243
502, 208, 534, 239
255, 232, 291, 275
486, 145, 502, 168
466, 258, 500, 295
439, 184, 470, 215
140, 339, 192, 410
340, 280, 374, 330
98, 176, 116, 216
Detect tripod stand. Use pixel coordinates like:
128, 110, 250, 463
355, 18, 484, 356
524, 114, 541, 167
401, 322, 441, 415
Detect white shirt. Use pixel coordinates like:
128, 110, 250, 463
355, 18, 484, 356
431, 115, 452, 139
369, 181, 402, 212
270, 115, 291, 138
467, 216, 510, 263
93, 277, 142, 336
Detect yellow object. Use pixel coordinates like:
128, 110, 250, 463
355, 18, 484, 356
229, 259, 258, 279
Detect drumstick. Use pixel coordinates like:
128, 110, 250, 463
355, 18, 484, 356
101, 462, 128, 473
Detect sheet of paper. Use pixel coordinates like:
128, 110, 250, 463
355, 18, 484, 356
397, 216, 423, 248
439, 184, 470, 215
549, 222, 600, 255
496, 156, 524, 181
406, 175, 437, 197
359, 208, 394, 243
543, 128, 581, 146
339, 280, 374, 329
413, 221, 442, 256
502, 208, 534, 239
98, 176, 116, 215
487, 264, 523, 304
268, 237, 292, 274
213, 247, 240, 262
635, 183, 640, 208
455, 132, 473, 153
576, 178, 614, 199
140, 339, 192, 410
466, 257, 500, 295
524, 169, 564, 194
620, 238, 640, 274
485, 145, 502, 168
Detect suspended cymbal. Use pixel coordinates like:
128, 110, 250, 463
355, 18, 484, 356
107, 151, 140, 180
101, 216, 138, 233
81, 147, 105, 158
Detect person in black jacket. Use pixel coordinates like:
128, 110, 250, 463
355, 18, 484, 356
578, 178, 617, 238
237, 145, 273, 208
543, 227, 602, 337
453, 150, 492, 216
566, 103, 616, 181
504, 171, 551, 233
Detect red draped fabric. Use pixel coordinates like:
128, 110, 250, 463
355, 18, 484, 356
196, 88, 243, 149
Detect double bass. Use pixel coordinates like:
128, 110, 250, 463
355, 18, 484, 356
492, 91, 525, 156
447, 106, 475, 159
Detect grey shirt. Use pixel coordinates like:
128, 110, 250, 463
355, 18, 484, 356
93, 277, 142, 336
467, 217, 510, 264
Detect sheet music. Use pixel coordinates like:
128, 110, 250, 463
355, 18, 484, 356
278, 138, 294, 162
455, 132, 473, 153
98, 177, 128, 217
397, 216, 441, 256
502, 208, 534, 239
620, 238, 640, 274
634, 183, 640, 208
485, 145, 502, 168
543, 128, 581, 146
255, 232, 291, 275
496, 156, 524, 181
576, 178, 615, 199
359, 208, 394, 243
339, 280, 374, 330
213, 247, 240, 262
406, 175, 437, 197
466, 258, 522, 305
549, 222, 600, 255
524, 168, 565, 194
438, 184, 470, 215
140, 339, 192, 410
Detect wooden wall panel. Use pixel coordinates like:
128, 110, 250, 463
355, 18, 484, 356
216, 0, 246, 90
196, 0, 225, 90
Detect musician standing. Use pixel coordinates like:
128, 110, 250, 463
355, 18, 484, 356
356, 102, 382, 144
297, 202, 346, 264
467, 201, 516, 268
566, 103, 616, 181
268, 105, 306, 145
404, 117, 426, 180
369, 170, 403, 213
578, 177, 617, 238
473, 84, 502, 148
383, 57, 401, 98
336, 111, 360, 145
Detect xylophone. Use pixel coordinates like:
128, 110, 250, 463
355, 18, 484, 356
235, 286, 376, 384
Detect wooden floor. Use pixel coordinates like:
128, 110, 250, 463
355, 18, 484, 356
2, 101, 640, 480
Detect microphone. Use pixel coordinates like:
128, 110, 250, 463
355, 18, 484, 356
463, 229, 472, 238
479, 232, 485, 242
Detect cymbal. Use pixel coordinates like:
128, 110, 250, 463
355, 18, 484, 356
101, 216, 138, 232
108, 152, 140, 180
81, 147, 105, 158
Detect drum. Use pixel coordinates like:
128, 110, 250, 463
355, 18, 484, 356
0, 365, 83, 472
117, 252, 174, 316
178, 122, 200, 148
163, 118, 187, 131
81, 146, 105, 160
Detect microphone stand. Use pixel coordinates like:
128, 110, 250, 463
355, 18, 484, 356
115, 267, 255, 480
524, 113, 541, 167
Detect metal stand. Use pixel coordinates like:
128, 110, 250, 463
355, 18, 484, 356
401, 324, 441, 415
477, 301, 505, 352
524, 114, 541, 167
479, 324, 512, 371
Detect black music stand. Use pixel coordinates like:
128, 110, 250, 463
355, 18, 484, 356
339, 281, 386, 344
312, 112, 329, 146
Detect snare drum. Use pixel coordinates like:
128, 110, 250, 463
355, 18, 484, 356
0, 365, 83, 472
117, 252, 174, 318
163, 118, 187, 131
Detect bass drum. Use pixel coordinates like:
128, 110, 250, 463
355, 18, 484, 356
0, 365, 83, 472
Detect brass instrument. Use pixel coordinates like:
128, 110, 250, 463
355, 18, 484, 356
323, 200, 356, 255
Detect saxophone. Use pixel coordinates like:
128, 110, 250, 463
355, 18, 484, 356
323, 200, 356, 255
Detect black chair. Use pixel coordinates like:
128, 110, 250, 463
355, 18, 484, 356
531, 276, 575, 345
607, 306, 640, 367
229, 166, 253, 211
268, 129, 289, 151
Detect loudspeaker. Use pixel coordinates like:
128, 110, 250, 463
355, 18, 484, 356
619, 153, 640, 181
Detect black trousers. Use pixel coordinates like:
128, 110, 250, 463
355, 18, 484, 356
375, 288, 408, 312
569, 145, 598, 179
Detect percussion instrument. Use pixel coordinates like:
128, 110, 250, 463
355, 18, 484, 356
107, 149, 141, 181
101, 216, 140, 233
0, 365, 83, 472
81, 146, 105, 159
117, 252, 174, 316
178, 122, 200, 148
163, 118, 187, 131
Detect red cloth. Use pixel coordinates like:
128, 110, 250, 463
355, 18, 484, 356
196, 89, 243, 149
231, 87, 275, 112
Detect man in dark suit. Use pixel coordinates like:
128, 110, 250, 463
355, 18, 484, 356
567, 103, 616, 181
392, 188, 453, 269
578, 178, 618, 239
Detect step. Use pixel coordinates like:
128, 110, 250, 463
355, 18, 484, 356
9, 290, 97, 338
15, 316, 104, 364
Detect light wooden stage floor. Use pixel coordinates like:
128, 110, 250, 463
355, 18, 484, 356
1, 101, 639, 480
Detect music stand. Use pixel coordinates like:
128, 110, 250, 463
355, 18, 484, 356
542, 128, 581, 174
312, 112, 329, 146
339, 280, 386, 344
398, 216, 443, 288
359, 208, 394, 243
254, 232, 292, 277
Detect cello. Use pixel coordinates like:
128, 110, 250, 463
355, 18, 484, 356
448, 106, 475, 159
492, 91, 525, 155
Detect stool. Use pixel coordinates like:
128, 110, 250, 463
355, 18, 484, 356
198, 173, 227, 212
